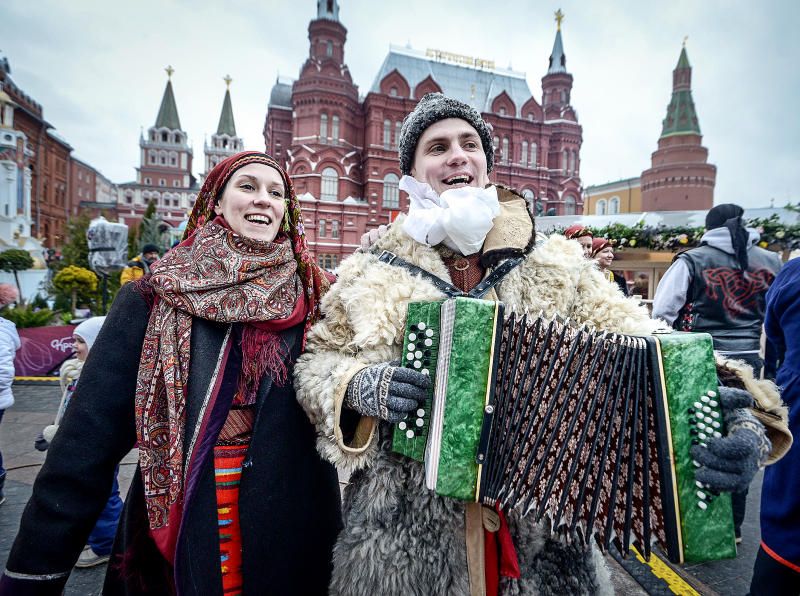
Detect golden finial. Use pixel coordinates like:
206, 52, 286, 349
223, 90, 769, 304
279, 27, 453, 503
682, 35, 688, 48
555, 9, 564, 31
224, 74, 232, 88
165, 65, 174, 79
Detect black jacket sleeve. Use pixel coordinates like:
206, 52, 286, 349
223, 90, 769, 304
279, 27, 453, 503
0, 284, 151, 595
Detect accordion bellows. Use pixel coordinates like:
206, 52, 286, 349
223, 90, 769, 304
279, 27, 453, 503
392, 298, 736, 564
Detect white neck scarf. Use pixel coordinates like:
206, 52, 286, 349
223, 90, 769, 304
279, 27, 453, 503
400, 176, 499, 255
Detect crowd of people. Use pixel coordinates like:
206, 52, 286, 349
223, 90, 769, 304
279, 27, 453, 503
0, 93, 795, 595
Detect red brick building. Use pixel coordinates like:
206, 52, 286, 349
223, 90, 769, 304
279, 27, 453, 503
0, 57, 75, 248
641, 46, 716, 211
118, 68, 198, 232
264, 2, 584, 269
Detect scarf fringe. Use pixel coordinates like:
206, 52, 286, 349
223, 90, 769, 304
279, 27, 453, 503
238, 327, 288, 403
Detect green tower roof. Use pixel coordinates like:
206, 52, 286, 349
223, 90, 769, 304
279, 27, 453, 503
155, 79, 182, 130
660, 46, 700, 138
216, 88, 237, 136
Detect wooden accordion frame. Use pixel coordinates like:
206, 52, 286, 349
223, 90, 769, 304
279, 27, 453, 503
391, 297, 736, 564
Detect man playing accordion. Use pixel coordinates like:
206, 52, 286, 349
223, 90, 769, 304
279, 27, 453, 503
294, 93, 789, 595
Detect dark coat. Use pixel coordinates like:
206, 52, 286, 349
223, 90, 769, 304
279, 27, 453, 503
0, 284, 342, 595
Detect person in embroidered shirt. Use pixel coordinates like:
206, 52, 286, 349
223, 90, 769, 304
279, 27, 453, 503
0, 152, 341, 595
293, 93, 777, 595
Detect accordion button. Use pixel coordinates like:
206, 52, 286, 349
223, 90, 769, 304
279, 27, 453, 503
406, 430, 415, 439
694, 402, 703, 409
418, 322, 427, 331
398, 422, 407, 430
408, 343, 416, 351
711, 411, 720, 418
713, 431, 722, 438
699, 433, 707, 440
422, 369, 430, 376
415, 351, 423, 359
409, 333, 417, 341
707, 390, 718, 398
709, 400, 719, 407
693, 460, 701, 467
700, 442, 708, 447
413, 361, 422, 369
702, 406, 711, 413
712, 421, 721, 429
485, 405, 494, 414
417, 409, 425, 417
697, 412, 706, 420
426, 329, 434, 337
696, 480, 703, 488
691, 439, 699, 446
415, 418, 424, 427
424, 339, 433, 347
698, 501, 708, 510
697, 490, 707, 500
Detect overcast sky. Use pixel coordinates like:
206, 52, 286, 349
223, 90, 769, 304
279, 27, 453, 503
2, 0, 798, 209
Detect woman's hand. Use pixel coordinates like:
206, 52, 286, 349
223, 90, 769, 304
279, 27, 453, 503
345, 362, 429, 423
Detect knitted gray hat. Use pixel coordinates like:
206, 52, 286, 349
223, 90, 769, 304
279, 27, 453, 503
398, 93, 494, 176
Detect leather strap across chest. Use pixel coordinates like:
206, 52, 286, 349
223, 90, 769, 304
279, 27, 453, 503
378, 250, 523, 299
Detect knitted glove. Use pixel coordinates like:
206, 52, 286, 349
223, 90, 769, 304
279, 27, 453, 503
691, 387, 771, 493
345, 362, 429, 423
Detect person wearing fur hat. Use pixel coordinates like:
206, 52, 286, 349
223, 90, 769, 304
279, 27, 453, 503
119, 243, 160, 286
293, 94, 782, 595
563, 224, 593, 258
0, 283, 20, 507
1, 152, 341, 594
652, 203, 782, 542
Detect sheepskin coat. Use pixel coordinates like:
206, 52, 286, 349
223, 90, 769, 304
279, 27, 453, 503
294, 190, 663, 595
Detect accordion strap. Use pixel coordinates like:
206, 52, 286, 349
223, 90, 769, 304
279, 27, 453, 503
378, 250, 523, 299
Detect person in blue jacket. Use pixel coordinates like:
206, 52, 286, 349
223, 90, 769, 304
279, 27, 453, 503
750, 256, 800, 595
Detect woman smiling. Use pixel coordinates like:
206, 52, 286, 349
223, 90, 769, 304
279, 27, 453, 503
1, 152, 342, 595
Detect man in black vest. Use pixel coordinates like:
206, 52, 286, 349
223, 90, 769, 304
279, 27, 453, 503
653, 202, 782, 542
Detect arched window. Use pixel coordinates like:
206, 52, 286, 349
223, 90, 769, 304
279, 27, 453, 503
382, 173, 400, 209
562, 149, 569, 173
501, 137, 509, 164
522, 189, 534, 203
318, 219, 326, 237
331, 220, 339, 239
609, 196, 620, 215
564, 195, 576, 215
568, 151, 575, 175
383, 119, 391, 150
331, 115, 340, 146
572, 150, 579, 174
326, 40, 333, 57
596, 199, 607, 216
499, 106, 506, 116
320, 113, 328, 143
530, 142, 537, 167
390, 86, 398, 97
493, 136, 499, 151
321, 167, 338, 201
161, 132, 168, 142
395, 121, 402, 149
521, 141, 528, 166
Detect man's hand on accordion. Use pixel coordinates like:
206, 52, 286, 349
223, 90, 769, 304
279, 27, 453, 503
691, 387, 772, 494
345, 362, 429, 423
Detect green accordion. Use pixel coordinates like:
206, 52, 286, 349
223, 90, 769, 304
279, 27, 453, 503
392, 297, 736, 564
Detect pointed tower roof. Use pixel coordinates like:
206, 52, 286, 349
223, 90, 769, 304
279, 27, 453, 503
660, 43, 701, 138
155, 66, 182, 130
216, 76, 237, 136
547, 9, 568, 74
317, 0, 340, 21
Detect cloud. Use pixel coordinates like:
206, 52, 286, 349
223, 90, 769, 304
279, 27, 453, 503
1, 0, 797, 208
